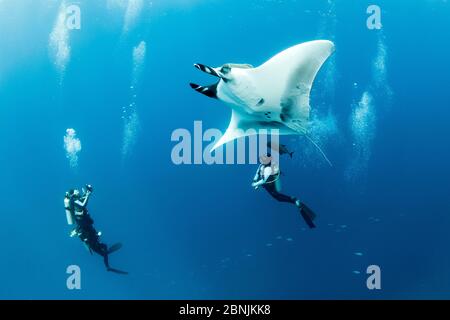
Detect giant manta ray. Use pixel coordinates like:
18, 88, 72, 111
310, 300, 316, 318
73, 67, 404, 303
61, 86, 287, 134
190, 40, 335, 164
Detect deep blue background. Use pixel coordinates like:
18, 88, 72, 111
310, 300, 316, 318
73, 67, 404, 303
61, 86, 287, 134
0, 0, 449, 299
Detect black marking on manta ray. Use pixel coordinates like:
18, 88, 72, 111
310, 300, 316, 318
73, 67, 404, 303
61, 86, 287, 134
220, 65, 231, 75
238, 120, 284, 131
194, 63, 221, 78
280, 97, 296, 122
248, 121, 285, 130
199, 65, 213, 74
256, 98, 265, 107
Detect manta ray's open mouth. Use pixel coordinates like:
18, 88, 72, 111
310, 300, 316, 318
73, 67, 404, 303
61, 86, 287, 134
190, 63, 222, 99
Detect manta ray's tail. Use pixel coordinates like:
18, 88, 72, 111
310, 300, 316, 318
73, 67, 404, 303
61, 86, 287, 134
304, 135, 333, 167
284, 121, 332, 167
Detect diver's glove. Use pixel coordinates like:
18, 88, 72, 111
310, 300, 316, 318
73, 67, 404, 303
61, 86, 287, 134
85, 184, 93, 193
69, 229, 79, 238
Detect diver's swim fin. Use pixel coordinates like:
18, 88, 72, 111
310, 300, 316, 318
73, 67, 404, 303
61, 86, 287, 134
107, 267, 129, 275
300, 203, 317, 229
107, 243, 122, 254
301, 203, 317, 220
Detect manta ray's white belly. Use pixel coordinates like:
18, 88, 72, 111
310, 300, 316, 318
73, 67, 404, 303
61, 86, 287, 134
217, 72, 264, 112
218, 76, 285, 124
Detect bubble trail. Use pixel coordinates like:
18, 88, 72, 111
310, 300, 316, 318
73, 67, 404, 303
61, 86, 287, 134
64, 128, 81, 168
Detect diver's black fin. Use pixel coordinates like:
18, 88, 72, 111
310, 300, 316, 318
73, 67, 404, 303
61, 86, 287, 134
300, 203, 317, 229
107, 268, 129, 275
301, 203, 317, 220
107, 243, 122, 254
300, 210, 316, 228
289, 151, 294, 159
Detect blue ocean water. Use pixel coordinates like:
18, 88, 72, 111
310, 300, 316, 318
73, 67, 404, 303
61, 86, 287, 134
0, 0, 449, 299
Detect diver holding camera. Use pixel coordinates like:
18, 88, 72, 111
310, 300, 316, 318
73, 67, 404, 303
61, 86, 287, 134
64, 185, 127, 274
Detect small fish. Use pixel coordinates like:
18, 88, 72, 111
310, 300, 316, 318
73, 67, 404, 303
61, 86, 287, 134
286, 238, 293, 242
266, 243, 273, 247
352, 270, 361, 275
354, 252, 363, 256
267, 141, 294, 158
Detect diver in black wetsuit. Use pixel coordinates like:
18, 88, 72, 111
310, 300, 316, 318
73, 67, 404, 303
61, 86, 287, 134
64, 185, 128, 274
251, 154, 317, 228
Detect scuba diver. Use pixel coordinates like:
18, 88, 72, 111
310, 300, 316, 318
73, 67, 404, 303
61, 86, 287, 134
64, 185, 128, 274
251, 154, 317, 229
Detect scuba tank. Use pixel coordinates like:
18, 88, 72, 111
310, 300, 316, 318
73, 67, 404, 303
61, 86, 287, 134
64, 194, 74, 225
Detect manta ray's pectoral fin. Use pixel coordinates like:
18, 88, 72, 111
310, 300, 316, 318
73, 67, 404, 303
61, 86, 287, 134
255, 40, 335, 129
211, 111, 247, 151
